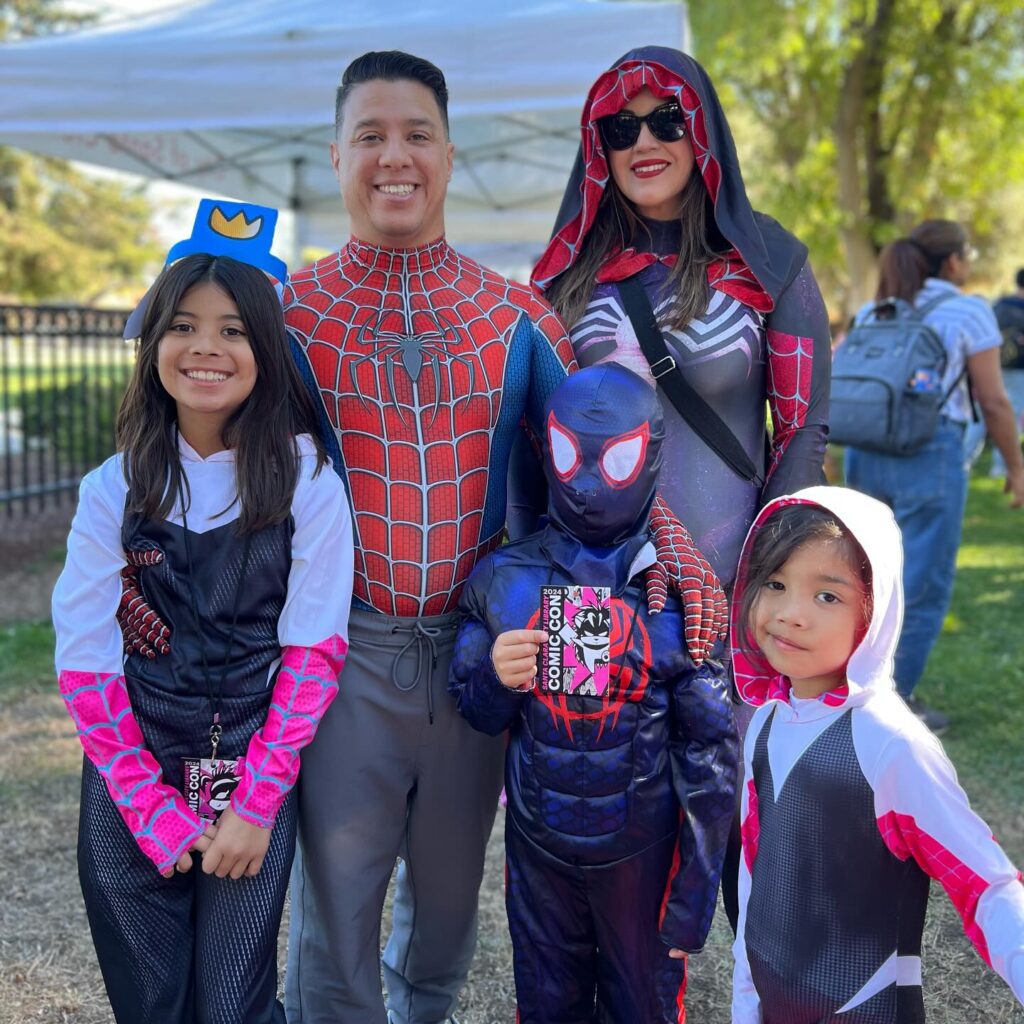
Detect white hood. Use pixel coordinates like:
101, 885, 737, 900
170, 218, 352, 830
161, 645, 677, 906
730, 485, 904, 709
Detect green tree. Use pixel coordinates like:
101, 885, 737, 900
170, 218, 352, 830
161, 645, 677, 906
0, 0, 88, 37
690, 0, 1024, 314
0, 1, 160, 303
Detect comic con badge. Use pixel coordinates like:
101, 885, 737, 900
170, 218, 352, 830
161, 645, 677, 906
540, 585, 611, 697
182, 757, 243, 823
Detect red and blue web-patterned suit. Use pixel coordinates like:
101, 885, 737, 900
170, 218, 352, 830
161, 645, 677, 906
280, 236, 578, 1024
285, 236, 575, 617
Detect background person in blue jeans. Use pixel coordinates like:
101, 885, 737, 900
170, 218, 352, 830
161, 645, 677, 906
844, 219, 1024, 734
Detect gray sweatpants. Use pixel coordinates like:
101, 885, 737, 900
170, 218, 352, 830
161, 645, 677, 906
284, 607, 505, 1024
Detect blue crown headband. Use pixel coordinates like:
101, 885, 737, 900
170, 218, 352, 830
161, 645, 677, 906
123, 198, 288, 340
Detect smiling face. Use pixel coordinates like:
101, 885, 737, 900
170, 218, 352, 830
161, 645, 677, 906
157, 280, 257, 455
750, 535, 868, 699
332, 77, 454, 248
606, 87, 696, 221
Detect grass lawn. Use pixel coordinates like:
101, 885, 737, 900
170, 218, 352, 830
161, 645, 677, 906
0, 464, 1021, 1023
923, 471, 1024, 806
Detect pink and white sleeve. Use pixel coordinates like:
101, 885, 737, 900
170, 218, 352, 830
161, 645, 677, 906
231, 448, 354, 828
58, 670, 205, 870
874, 729, 1024, 1004
53, 465, 204, 872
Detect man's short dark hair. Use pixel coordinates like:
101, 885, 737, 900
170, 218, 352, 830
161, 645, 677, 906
335, 51, 449, 135
1016, 267, 1024, 291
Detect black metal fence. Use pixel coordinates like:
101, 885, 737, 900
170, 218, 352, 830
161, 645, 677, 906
0, 304, 134, 517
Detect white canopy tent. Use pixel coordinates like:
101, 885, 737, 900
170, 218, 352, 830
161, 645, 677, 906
0, 0, 688, 273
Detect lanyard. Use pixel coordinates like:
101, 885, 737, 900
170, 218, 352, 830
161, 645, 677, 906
179, 504, 253, 759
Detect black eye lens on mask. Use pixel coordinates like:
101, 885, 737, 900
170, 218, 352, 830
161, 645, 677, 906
598, 102, 687, 151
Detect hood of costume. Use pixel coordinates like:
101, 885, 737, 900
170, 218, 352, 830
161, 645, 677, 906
730, 485, 903, 714
541, 363, 663, 586
531, 46, 807, 313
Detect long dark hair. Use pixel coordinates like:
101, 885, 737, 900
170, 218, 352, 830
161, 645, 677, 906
546, 168, 726, 332
876, 219, 968, 303
116, 254, 327, 533
737, 504, 873, 658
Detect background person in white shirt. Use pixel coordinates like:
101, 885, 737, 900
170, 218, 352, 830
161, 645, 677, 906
844, 220, 1024, 735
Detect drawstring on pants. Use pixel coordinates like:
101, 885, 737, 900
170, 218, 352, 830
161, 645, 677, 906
390, 621, 444, 723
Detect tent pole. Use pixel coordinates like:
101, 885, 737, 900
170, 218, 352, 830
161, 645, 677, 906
290, 156, 306, 271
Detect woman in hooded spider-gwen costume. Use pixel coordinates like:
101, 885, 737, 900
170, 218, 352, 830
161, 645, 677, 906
450, 364, 738, 1024
533, 46, 831, 593
531, 46, 833, 928
730, 486, 1024, 1022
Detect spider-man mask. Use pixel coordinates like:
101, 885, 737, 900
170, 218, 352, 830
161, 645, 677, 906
544, 363, 664, 546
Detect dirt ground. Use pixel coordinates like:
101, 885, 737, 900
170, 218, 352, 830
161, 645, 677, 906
0, 499, 73, 623
0, 503, 1022, 1023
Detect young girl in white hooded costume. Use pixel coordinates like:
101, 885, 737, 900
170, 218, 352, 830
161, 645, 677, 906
730, 486, 1023, 1023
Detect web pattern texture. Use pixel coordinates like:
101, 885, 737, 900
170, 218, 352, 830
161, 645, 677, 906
765, 328, 814, 479
59, 668, 203, 871
286, 238, 573, 616
232, 635, 349, 828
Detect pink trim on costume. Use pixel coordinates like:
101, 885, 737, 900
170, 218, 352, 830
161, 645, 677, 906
877, 810, 993, 967
231, 635, 348, 828
741, 778, 760, 872
59, 669, 203, 871
820, 685, 850, 707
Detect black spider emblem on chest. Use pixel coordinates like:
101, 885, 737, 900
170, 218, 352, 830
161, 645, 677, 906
352, 315, 477, 425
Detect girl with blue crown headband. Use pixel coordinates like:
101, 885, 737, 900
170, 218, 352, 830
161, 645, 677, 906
53, 199, 354, 1023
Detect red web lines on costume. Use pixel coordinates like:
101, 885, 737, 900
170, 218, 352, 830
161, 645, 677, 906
58, 669, 202, 870
290, 250, 517, 616
765, 329, 814, 477
533, 59, 722, 290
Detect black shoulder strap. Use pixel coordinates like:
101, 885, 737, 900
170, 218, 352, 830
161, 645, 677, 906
616, 275, 764, 486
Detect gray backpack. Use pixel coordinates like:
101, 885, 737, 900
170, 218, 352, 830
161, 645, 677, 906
829, 293, 963, 455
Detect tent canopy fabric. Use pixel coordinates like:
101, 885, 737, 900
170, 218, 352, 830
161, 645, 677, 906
0, 0, 687, 267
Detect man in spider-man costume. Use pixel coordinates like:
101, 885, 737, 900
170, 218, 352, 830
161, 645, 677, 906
450, 364, 738, 1023
271, 51, 732, 1024
277, 51, 574, 1024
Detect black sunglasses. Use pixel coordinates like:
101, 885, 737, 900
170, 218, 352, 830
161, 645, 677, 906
598, 101, 688, 151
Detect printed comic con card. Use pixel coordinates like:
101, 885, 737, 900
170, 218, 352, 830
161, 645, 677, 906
540, 585, 611, 697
